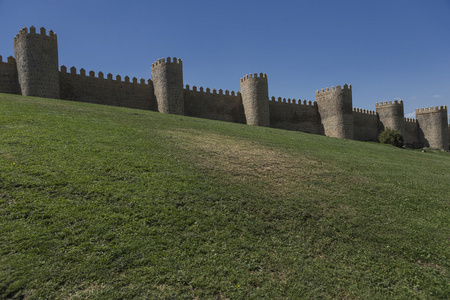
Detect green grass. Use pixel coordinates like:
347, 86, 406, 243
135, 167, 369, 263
0, 92, 449, 299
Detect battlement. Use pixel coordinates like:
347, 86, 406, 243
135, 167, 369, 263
60, 65, 151, 85
315, 84, 351, 95
404, 117, 417, 123
270, 96, 316, 106
151, 57, 182, 68
14, 26, 57, 40
376, 100, 403, 107
240, 73, 267, 83
415, 106, 448, 114
185, 84, 239, 96
352, 107, 376, 115
0, 55, 16, 65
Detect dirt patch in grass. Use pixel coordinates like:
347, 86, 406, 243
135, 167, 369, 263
166, 129, 324, 189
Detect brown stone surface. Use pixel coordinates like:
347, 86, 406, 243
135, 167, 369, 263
316, 85, 353, 139
151, 58, 184, 115
240, 73, 270, 127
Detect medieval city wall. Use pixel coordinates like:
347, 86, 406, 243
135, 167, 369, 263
352, 108, 378, 141
0, 56, 20, 95
59, 66, 157, 111
268, 97, 323, 134
0, 26, 449, 151
183, 85, 246, 124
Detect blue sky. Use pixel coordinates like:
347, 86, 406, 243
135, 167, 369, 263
0, 0, 449, 118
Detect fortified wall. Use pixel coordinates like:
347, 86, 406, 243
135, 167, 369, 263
1, 26, 449, 150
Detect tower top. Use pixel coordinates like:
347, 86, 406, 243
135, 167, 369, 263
14, 26, 57, 41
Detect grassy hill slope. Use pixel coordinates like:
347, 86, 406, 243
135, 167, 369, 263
0, 93, 449, 299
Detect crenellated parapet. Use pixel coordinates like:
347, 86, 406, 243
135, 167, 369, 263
404, 118, 417, 123
375, 100, 403, 107
151, 57, 184, 115
315, 84, 352, 95
415, 105, 448, 114
352, 107, 376, 115
185, 84, 240, 97
60, 65, 152, 85
14, 26, 59, 99
240, 73, 270, 126
270, 96, 317, 106
14, 26, 57, 40
415, 106, 448, 150
0, 55, 17, 65
315, 84, 353, 139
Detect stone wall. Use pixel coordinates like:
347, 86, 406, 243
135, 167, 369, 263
269, 97, 323, 134
151, 58, 184, 115
184, 85, 246, 124
59, 66, 156, 111
403, 118, 420, 148
240, 73, 270, 127
376, 100, 404, 133
0, 56, 20, 95
416, 106, 449, 150
316, 85, 353, 139
1, 26, 449, 151
352, 108, 378, 141
14, 27, 60, 99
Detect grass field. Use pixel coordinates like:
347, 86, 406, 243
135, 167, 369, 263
0, 93, 449, 299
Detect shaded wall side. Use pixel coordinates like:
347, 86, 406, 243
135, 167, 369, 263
0, 58, 20, 94
403, 120, 420, 148
184, 88, 246, 124
269, 100, 323, 134
59, 71, 156, 111
352, 110, 379, 141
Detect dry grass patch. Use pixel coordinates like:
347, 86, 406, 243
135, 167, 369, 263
166, 129, 323, 188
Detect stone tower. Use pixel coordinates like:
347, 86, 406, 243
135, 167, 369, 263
316, 85, 353, 139
151, 57, 184, 115
416, 106, 449, 150
376, 100, 405, 133
14, 26, 60, 99
240, 73, 270, 127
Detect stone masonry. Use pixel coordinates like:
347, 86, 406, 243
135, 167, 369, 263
0, 26, 449, 150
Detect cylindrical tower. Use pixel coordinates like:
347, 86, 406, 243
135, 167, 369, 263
151, 57, 184, 115
416, 106, 449, 150
375, 100, 404, 133
240, 73, 270, 127
315, 84, 353, 139
14, 26, 60, 99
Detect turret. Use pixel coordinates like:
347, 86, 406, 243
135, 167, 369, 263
415, 106, 449, 150
315, 85, 353, 139
14, 26, 60, 99
151, 57, 184, 115
240, 73, 270, 126
376, 100, 404, 133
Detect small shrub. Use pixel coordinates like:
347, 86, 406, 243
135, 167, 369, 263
378, 128, 404, 148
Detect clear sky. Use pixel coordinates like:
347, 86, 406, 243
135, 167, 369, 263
0, 0, 449, 118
